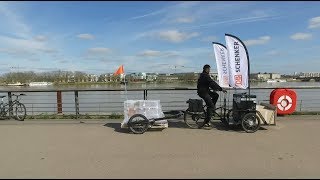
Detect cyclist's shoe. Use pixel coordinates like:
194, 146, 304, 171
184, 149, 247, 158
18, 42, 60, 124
203, 122, 213, 129
204, 123, 211, 127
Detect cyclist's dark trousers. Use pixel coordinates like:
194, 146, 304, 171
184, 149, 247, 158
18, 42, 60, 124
198, 91, 219, 124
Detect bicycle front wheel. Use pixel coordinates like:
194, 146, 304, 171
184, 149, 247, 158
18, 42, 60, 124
14, 103, 26, 121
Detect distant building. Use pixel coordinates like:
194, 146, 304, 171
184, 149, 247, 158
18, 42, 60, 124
298, 72, 320, 78
100, 73, 115, 82
129, 72, 147, 81
270, 73, 281, 79
157, 74, 179, 81
252, 72, 281, 80
87, 74, 98, 82
146, 73, 157, 81
68, 75, 75, 83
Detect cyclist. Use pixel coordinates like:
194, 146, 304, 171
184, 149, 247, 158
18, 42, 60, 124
197, 64, 226, 127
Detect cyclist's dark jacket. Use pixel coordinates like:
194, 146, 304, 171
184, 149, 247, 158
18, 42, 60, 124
197, 72, 222, 95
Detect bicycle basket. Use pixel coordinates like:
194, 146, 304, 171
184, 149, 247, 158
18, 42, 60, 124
187, 99, 204, 112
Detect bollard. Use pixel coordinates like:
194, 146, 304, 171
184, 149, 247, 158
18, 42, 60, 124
75, 91, 79, 119
57, 91, 62, 114
144, 89, 148, 100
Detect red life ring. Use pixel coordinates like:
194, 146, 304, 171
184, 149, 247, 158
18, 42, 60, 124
277, 95, 293, 111
270, 89, 297, 115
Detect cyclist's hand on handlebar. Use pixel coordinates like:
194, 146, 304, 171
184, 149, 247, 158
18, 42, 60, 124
222, 89, 227, 93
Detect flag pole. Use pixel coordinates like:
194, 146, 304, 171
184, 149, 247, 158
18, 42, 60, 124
123, 73, 128, 100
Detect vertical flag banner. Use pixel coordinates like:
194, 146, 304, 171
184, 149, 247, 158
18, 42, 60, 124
225, 34, 250, 89
212, 42, 230, 88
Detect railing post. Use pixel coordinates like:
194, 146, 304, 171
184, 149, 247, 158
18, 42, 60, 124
8, 92, 13, 118
145, 89, 148, 100
143, 90, 146, 100
300, 100, 302, 111
57, 91, 62, 114
75, 91, 79, 119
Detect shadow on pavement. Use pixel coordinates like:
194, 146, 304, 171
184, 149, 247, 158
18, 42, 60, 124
211, 121, 268, 132
103, 122, 129, 134
104, 120, 267, 134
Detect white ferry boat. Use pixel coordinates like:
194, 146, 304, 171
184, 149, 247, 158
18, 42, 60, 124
267, 79, 287, 83
29, 82, 53, 86
277, 79, 287, 83
7, 82, 26, 86
266, 79, 277, 83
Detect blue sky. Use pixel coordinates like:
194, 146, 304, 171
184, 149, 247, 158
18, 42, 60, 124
0, 1, 320, 75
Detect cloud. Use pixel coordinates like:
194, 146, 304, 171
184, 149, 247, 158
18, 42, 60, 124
0, 36, 58, 56
174, 17, 195, 23
244, 36, 271, 46
290, 33, 313, 40
39, 48, 58, 54
200, 36, 218, 42
137, 50, 161, 57
0, 2, 30, 38
77, 33, 95, 40
137, 50, 179, 57
130, 9, 165, 20
266, 50, 280, 56
308, 16, 320, 29
129, 2, 199, 20
58, 60, 69, 64
143, 2, 279, 31
87, 47, 112, 55
0, 4, 58, 58
34, 35, 47, 42
181, 14, 279, 31
151, 30, 199, 43
28, 58, 40, 62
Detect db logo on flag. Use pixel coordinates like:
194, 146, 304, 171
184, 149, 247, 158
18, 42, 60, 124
235, 75, 242, 85
223, 76, 228, 83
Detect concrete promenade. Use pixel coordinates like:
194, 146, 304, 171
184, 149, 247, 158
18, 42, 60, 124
0, 115, 320, 178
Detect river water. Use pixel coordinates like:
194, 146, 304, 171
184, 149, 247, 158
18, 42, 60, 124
0, 81, 319, 115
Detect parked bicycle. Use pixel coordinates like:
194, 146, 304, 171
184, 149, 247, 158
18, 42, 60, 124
0, 94, 27, 121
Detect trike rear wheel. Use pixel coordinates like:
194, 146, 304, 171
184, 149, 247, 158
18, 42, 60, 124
241, 112, 261, 133
127, 114, 150, 134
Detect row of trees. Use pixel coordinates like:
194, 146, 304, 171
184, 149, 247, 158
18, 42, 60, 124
0, 71, 201, 84
0, 71, 93, 84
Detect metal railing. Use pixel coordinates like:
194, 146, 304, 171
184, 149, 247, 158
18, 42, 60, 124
0, 87, 319, 118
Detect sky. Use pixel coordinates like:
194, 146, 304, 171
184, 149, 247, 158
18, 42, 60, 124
0, 1, 320, 75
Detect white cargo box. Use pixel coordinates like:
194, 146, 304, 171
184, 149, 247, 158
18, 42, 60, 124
121, 100, 167, 129
256, 102, 277, 125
